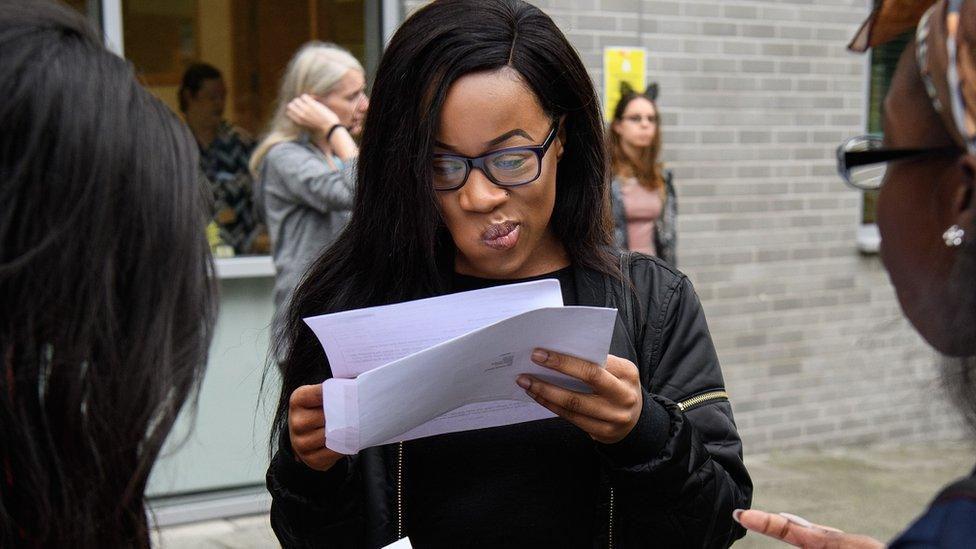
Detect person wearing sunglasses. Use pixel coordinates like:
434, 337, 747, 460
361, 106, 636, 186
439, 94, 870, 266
608, 84, 678, 266
738, 1, 976, 547
266, 1, 751, 547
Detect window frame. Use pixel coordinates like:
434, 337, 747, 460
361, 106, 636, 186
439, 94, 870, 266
857, 4, 913, 254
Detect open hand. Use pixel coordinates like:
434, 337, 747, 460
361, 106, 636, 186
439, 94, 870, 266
285, 94, 340, 135
517, 350, 642, 444
289, 383, 345, 471
734, 509, 885, 548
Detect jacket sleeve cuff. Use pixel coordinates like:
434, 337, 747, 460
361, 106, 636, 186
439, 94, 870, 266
596, 390, 671, 467
268, 446, 352, 505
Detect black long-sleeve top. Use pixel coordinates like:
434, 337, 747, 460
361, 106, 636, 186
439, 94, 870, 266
267, 255, 752, 548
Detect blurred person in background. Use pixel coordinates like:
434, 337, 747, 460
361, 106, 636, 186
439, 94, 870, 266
608, 83, 677, 266
266, 1, 750, 547
250, 42, 368, 359
739, 0, 976, 547
0, 1, 217, 546
180, 62, 267, 255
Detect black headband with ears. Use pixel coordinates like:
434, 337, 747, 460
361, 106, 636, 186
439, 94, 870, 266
618, 80, 659, 100
645, 82, 659, 100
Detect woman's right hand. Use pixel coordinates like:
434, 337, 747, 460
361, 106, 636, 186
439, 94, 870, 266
285, 94, 340, 135
289, 383, 345, 471
734, 509, 884, 548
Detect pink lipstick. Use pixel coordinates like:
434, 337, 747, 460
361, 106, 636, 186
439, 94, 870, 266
482, 222, 520, 251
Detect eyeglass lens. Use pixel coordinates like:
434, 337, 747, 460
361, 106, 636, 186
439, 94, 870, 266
840, 136, 886, 190
433, 150, 540, 190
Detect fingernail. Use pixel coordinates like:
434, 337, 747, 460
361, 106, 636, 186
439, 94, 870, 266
531, 349, 549, 363
732, 509, 743, 524
516, 376, 531, 390
778, 512, 813, 528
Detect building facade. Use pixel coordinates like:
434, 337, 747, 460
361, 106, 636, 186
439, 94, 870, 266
65, 0, 964, 521
405, 0, 963, 453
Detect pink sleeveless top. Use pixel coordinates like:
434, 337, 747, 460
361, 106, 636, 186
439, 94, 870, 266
620, 178, 664, 255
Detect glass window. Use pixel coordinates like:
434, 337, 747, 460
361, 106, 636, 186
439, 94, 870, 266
113, 0, 379, 257
63, 0, 102, 33
123, 1, 197, 88
862, 18, 912, 224
121, 0, 375, 135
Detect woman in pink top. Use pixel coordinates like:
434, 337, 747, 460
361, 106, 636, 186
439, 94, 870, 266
608, 85, 677, 265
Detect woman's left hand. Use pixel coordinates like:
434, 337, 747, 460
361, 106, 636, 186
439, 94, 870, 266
517, 350, 642, 444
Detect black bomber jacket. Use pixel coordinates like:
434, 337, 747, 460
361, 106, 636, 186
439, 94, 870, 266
267, 252, 753, 548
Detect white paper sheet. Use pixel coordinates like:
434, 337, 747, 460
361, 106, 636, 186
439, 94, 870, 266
304, 279, 564, 378
321, 306, 617, 454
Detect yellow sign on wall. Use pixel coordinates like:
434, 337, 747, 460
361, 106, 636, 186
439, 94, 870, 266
603, 47, 647, 121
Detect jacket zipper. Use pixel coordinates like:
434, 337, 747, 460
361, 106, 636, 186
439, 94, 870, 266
605, 391, 727, 547
397, 442, 404, 540
677, 390, 729, 412
391, 394, 727, 547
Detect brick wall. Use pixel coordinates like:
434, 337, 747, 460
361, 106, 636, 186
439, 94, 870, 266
399, 0, 965, 453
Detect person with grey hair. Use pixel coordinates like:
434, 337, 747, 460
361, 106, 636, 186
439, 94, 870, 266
251, 42, 369, 356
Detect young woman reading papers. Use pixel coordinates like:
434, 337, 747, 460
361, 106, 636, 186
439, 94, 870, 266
267, 1, 752, 547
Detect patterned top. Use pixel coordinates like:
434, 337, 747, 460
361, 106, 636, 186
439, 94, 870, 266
199, 122, 260, 255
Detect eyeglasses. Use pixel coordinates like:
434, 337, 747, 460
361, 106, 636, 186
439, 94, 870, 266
432, 122, 559, 191
622, 114, 657, 124
836, 135, 960, 190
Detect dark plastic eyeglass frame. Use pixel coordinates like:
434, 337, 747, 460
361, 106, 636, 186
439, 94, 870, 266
836, 135, 959, 190
432, 121, 560, 191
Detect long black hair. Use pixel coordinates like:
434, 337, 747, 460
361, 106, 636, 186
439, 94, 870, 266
0, 1, 216, 546
271, 0, 615, 448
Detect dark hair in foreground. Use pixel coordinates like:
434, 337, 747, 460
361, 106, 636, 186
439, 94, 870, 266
0, 2, 216, 546
271, 0, 615, 448
178, 62, 222, 112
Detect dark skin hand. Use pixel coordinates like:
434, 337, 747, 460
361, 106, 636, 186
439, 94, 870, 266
289, 383, 344, 471
734, 509, 884, 549
517, 349, 643, 444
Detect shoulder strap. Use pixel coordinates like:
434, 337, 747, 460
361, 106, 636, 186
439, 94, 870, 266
618, 251, 632, 317
618, 252, 649, 385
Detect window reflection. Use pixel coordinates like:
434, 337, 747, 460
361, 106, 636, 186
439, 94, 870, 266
863, 14, 912, 226
115, 0, 371, 257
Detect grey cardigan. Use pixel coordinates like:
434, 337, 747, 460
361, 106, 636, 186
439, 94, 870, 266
254, 137, 357, 348
610, 170, 677, 266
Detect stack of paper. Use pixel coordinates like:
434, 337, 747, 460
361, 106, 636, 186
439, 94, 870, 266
303, 280, 617, 454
